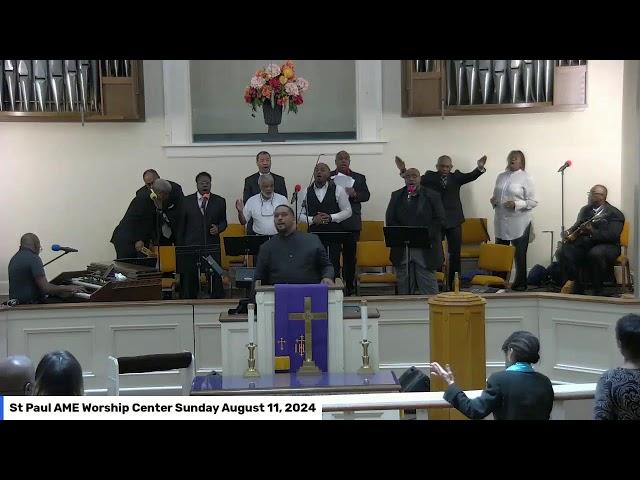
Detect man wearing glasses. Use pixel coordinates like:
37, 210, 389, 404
558, 185, 625, 296
235, 174, 289, 236
8, 233, 83, 304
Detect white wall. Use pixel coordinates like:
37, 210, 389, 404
621, 60, 640, 268
190, 60, 356, 134
0, 60, 631, 294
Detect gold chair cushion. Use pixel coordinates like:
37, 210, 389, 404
470, 275, 506, 286
358, 273, 397, 283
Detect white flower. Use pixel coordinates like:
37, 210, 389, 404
266, 64, 281, 77
296, 77, 309, 92
250, 76, 265, 89
284, 82, 299, 96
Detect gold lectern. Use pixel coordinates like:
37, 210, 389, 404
428, 278, 487, 420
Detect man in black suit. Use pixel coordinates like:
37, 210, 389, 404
397, 154, 487, 290
330, 150, 370, 296
110, 179, 176, 258
243, 151, 287, 203
386, 168, 445, 295
177, 172, 228, 299
558, 184, 625, 296
136, 169, 184, 204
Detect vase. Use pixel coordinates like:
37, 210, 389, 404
262, 100, 283, 136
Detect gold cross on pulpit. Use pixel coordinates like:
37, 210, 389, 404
288, 297, 327, 375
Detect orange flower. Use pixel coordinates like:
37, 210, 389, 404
261, 85, 273, 98
279, 75, 288, 85
282, 66, 294, 79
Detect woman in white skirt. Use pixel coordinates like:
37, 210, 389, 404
490, 150, 538, 291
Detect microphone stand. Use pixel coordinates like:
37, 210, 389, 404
560, 168, 566, 243
43, 251, 69, 267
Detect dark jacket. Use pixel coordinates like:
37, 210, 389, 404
178, 193, 227, 246
569, 201, 625, 247
243, 172, 287, 203
420, 168, 484, 229
444, 370, 554, 420
385, 186, 445, 269
330, 169, 370, 232
111, 194, 158, 246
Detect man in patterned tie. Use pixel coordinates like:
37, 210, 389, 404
396, 154, 487, 290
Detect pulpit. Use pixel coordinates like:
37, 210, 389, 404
255, 280, 345, 374
428, 285, 487, 420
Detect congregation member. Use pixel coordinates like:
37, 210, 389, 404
235, 173, 288, 236
430, 331, 554, 420
33, 350, 84, 396
490, 150, 537, 291
330, 150, 370, 296
178, 172, 227, 299
0, 355, 35, 395
386, 167, 445, 295
299, 163, 352, 280
594, 314, 640, 420
8, 233, 83, 304
396, 154, 487, 290
558, 184, 625, 296
243, 151, 287, 203
254, 205, 334, 286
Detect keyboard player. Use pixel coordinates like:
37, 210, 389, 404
7, 233, 85, 304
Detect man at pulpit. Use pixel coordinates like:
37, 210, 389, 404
254, 205, 335, 286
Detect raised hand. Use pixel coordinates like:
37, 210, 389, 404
477, 155, 487, 169
429, 362, 456, 385
395, 155, 406, 172
235, 199, 244, 212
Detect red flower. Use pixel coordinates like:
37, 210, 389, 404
269, 78, 280, 89
293, 95, 304, 105
244, 95, 252, 103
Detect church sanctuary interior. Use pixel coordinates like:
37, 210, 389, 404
2, 60, 639, 420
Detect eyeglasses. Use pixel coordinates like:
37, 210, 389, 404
260, 198, 275, 216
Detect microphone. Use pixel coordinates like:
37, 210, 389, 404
51, 244, 78, 253
557, 160, 572, 173
291, 184, 301, 203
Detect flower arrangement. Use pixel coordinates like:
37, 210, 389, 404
244, 61, 310, 114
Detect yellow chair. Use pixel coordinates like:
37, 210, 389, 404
220, 224, 246, 270
356, 241, 397, 295
460, 218, 490, 259
360, 221, 385, 242
470, 243, 515, 287
617, 221, 632, 293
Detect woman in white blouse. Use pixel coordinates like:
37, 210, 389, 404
490, 150, 538, 291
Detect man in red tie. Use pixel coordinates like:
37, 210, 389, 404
177, 172, 228, 299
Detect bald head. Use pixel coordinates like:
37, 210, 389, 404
152, 178, 172, 195
20, 233, 41, 254
404, 168, 421, 189
589, 184, 608, 207
436, 155, 453, 175
0, 355, 35, 395
314, 163, 331, 186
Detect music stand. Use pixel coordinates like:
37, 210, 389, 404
223, 235, 271, 265
383, 226, 431, 294
175, 245, 223, 298
223, 235, 271, 295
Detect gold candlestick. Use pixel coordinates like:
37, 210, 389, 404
357, 339, 374, 375
243, 342, 261, 378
